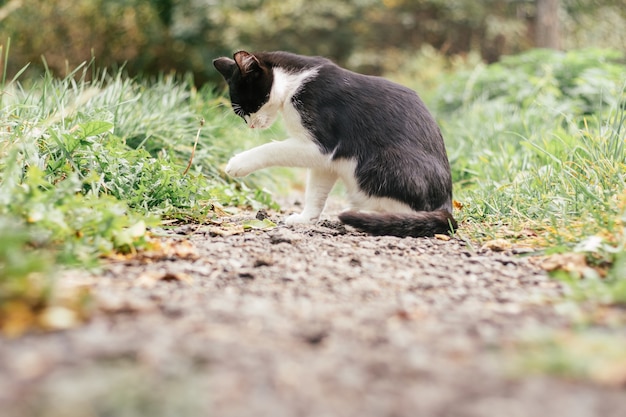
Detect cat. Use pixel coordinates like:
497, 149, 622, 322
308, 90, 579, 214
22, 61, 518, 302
213, 50, 457, 237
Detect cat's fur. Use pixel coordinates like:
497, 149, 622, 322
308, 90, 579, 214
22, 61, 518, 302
213, 51, 456, 237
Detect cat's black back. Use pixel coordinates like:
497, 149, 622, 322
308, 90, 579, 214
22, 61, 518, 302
252, 51, 453, 213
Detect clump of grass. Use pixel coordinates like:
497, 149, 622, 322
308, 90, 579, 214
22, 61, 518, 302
509, 330, 626, 387
391, 48, 626, 302
0, 45, 276, 333
1, 58, 273, 244
426, 49, 625, 244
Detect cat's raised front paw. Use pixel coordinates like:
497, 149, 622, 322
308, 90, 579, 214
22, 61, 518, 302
285, 213, 318, 225
225, 153, 255, 177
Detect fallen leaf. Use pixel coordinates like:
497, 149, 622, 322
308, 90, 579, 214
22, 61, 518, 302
39, 306, 79, 330
1, 301, 37, 338
434, 234, 451, 241
541, 253, 588, 273
114, 220, 147, 248
131, 239, 199, 262
207, 223, 245, 237
481, 238, 512, 252
520, 228, 538, 238
210, 202, 229, 217
243, 218, 277, 230
165, 240, 198, 259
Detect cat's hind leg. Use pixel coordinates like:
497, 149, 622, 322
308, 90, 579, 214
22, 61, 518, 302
286, 168, 337, 224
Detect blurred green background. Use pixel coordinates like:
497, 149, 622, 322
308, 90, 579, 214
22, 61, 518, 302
1, 0, 625, 84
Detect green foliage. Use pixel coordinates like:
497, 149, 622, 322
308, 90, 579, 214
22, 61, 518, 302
403, 48, 626, 303
437, 48, 625, 114
430, 49, 625, 230
1, 65, 270, 250
0, 56, 275, 330
0, 217, 52, 304
1, 125, 155, 263
0, 0, 168, 79
1, 0, 625, 82
511, 330, 626, 385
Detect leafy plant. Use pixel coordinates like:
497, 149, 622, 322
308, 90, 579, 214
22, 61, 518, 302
401, 48, 626, 303
0, 52, 277, 333
426, 49, 625, 236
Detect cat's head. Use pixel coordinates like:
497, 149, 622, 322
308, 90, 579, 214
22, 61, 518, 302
213, 51, 276, 129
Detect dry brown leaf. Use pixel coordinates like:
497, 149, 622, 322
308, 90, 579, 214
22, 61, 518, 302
167, 240, 198, 259
434, 234, 451, 241
207, 224, 245, 237
1, 301, 37, 338
541, 253, 588, 273
520, 228, 539, 238
132, 239, 199, 262
481, 238, 512, 252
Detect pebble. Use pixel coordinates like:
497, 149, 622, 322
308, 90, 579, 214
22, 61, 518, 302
1, 210, 614, 417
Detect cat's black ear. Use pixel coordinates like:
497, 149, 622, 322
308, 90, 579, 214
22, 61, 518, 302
233, 51, 262, 76
213, 57, 237, 81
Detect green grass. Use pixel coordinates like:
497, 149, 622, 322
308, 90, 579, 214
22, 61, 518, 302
1, 46, 626, 335
0, 51, 277, 332
392, 48, 626, 304
391, 49, 625, 234
509, 329, 626, 386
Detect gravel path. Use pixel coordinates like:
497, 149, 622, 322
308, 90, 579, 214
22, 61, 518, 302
2, 207, 626, 417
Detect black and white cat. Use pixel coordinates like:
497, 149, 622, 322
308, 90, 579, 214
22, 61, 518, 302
213, 51, 457, 237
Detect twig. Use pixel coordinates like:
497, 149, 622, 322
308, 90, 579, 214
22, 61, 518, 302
0, 0, 23, 22
183, 118, 204, 176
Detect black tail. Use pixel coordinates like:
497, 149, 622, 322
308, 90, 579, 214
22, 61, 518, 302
338, 210, 457, 238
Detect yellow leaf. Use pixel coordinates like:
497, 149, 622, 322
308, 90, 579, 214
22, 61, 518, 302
481, 238, 512, 252
1, 301, 37, 338
39, 306, 80, 330
541, 253, 588, 273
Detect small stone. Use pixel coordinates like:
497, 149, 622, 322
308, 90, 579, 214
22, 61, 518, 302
256, 209, 270, 220
269, 228, 302, 244
239, 271, 255, 280
254, 256, 274, 267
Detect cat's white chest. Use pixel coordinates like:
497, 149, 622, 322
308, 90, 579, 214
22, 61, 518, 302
281, 102, 311, 141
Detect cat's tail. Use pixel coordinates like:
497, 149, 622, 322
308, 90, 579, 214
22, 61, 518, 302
338, 210, 457, 238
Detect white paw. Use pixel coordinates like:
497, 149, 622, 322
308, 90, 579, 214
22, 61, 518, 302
285, 213, 318, 225
225, 153, 254, 177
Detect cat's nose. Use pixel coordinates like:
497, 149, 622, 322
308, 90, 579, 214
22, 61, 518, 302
249, 117, 264, 129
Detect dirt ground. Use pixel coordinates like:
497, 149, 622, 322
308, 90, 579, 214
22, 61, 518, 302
1, 203, 626, 417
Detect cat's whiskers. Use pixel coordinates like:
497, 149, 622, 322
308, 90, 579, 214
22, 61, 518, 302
232, 103, 246, 119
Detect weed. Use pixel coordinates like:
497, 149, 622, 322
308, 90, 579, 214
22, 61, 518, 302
0, 49, 275, 332
390, 48, 626, 303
